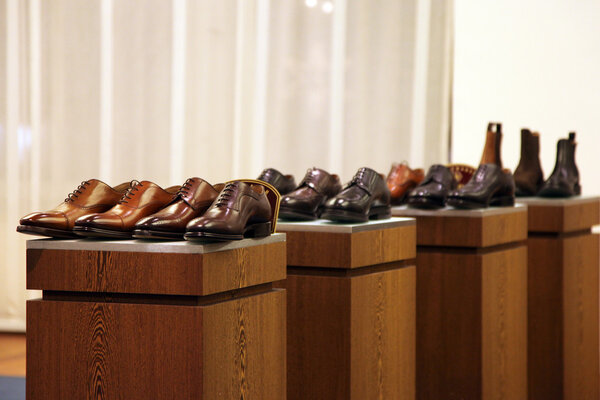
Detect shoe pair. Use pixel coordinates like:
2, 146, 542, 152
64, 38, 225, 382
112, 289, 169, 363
279, 167, 391, 223
18, 178, 275, 241
514, 130, 580, 197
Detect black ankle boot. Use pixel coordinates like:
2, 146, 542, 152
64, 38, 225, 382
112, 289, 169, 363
538, 132, 581, 197
514, 129, 544, 196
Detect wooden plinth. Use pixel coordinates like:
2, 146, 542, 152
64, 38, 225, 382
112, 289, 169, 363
519, 196, 600, 400
393, 205, 528, 400
26, 236, 287, 400
277, 218, 416, 400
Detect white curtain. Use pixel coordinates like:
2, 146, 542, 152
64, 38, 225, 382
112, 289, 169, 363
0, 0, 453, 332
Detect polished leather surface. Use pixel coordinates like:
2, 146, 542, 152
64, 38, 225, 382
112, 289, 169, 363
514, 129, 544, 196
323, 167, 390, 215
386, 162, 425, 203
257, 168, 296, 195
134, 178, 222, 233
19, 179, 130, 231
407, 164, 457, 208
75, 181, 178, 232
279, 168, 342, 219
186, 181, 271, 235
538, 132, 580, 197
447, 164, 515, 208
480, 122, 503, 167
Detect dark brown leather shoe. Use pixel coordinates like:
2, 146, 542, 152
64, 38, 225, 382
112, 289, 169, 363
278, 168, 342, 220
17, 179, 131, 238
538, 132, 581, 197
321, 167, 391, 222
407, 165, 457, 209
386, 162, 425, 205
132, 178, 224, 240
184, 181, 272, 241
514, 129, 544, 196
257, 168, 296, 195
447, 164, 515, 209
73, 180, 179, 239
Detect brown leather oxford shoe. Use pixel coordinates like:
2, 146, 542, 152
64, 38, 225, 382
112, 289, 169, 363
17, 179, 131, 238
73, 180, 179, 239
133, 178, 224, 240
184, 181, 272, 241
386, 162, 425, 204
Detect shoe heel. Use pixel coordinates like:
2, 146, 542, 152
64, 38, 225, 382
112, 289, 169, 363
490, 195, 514, 207
575, 183, 581, 195
244, 221, 271, 238
369, 206, 392, 220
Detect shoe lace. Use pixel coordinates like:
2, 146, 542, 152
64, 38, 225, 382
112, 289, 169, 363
118, 180, 143, 204
215, 182, 238, 207
351, 168, 367, 185
64, 181, 91, 202
177, 178, 195, 197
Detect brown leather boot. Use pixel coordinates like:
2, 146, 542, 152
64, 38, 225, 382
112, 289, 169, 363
514, 129, 544, 196
479, 122, 503, 167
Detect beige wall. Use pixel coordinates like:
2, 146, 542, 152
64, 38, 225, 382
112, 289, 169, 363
453, 0, 600, 195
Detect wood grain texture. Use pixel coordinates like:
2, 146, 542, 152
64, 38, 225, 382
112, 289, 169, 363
527, 198, 600, 233
27, 241, 286, 295
351, 266, 416, 400
562, 233, 599, 400
281, 224, 416, 268
285, 266, 415, 400
417, 246, 527, 400
482, 245, 528, 400
0, 333, 26, 377
27, 290, 285, 400
394, 210, 527, 247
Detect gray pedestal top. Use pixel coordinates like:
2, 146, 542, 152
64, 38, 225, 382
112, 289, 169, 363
26, 232, 286, 254
392, 203, 527, 218
276, 217, 414, 233
516, 195, 600, 207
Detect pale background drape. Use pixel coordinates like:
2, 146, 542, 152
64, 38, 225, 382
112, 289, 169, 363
0, 0, 453, 332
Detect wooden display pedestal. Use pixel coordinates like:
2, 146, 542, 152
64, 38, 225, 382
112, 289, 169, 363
519, 196, 600, 400
393, 205, 528, 400
277, 218, 416, 400
26, 236, 287, 400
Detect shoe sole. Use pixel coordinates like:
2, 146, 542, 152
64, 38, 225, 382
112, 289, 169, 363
16, 224, 78, 239
537, 184, 581, 198
184, 221, 271, 242
407, 196, 445, 210
278, 207, 319, 221
132, 229, 184, 240
447, 194, 515, 209
320, 205, 392, 223
73, 226, 133, 239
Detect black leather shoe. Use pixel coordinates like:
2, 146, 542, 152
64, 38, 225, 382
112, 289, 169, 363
407, 165, 457, 209
446, 164, 515, 209
279, 168, 342, 220
257, 168, 296, 195
538, 132, 581, 197
321, 167, 391, 223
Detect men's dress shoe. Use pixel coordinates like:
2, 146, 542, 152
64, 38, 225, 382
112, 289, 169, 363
184, 181, 272, 241
132, 178, 223, 240
17, 179, 131, 238
538, 132, 581, 197
407, 165, 457, 209
278, 168, 342, 220
257, 168, 296, 195
73, 180, 179, 239
514, 129, 544, 196
386, 162, 425, 205
446, 164, 515, 209
480, 122, 503, 167
321, 167, 391, 223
